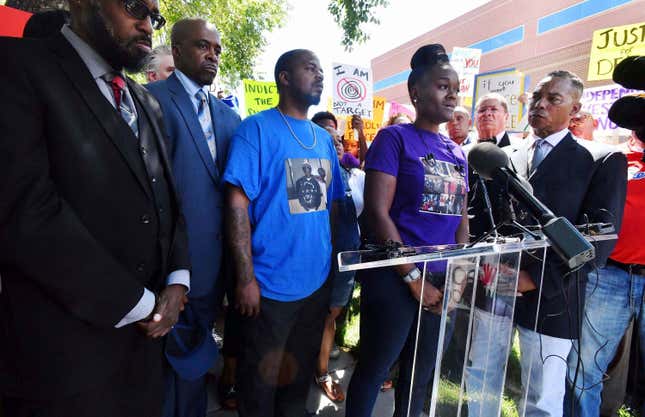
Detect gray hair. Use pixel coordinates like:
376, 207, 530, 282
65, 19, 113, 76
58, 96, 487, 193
143, 45, 172, 74
547, 70, 584, 100
475, 93, 509, 113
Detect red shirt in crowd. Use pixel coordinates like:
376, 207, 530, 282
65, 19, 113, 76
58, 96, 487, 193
609, 141, 645, 265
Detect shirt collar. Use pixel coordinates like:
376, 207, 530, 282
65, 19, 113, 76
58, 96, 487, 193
531, 128, 569, 148
61, 24, 118, 81
174, 69, 209, 99
495, 131, 506, 144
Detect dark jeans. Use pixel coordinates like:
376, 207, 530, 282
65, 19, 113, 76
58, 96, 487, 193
346, 268, 443, 417
237, 281, 330, 417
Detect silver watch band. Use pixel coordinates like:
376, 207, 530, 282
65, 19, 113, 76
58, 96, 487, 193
402, 267, 421, 283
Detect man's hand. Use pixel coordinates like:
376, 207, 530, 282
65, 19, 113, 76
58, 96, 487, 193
236, 278, 261, 317
138, 284, 187, 338
517, 270, 537, 293
351, 115, 364, 133
407, 279, 443, 312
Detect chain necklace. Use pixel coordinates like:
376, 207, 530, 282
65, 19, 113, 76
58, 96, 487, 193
276, 107, 317, 150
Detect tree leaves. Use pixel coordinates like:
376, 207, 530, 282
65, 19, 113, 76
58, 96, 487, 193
327, 0, 388, 51
158, 0, 287, 88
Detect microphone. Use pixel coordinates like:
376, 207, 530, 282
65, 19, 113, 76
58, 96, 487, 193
468, 143, 595, 269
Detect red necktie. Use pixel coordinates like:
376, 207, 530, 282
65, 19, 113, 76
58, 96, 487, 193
110, 74, 126, 109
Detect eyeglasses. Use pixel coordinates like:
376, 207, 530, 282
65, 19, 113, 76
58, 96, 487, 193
122, 0, 166, 30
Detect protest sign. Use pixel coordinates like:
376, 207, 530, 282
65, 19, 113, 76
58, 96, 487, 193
243, 79, 279, 117
451, 47, 481, 100
473, 69, 526, 131
332, 63, 374, 119
580, 83, 643, 140
587, 22, 645, 81
344, 96, 386, 143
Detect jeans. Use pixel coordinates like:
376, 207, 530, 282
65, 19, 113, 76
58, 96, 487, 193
565, 265, 645, 417
346, 268, 444, 417
465, 307, 514, 417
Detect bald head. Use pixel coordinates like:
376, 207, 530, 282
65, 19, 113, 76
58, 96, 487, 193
171, 18, 219, 47
170, 19, 221, 86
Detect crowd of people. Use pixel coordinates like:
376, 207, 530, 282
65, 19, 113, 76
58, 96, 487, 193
0, 1, 643, 417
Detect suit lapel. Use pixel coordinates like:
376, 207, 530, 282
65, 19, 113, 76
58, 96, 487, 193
498, 132, 511, 148
167, 74, 219, 184
210, 100, 228, 174
48, 35, 152, 200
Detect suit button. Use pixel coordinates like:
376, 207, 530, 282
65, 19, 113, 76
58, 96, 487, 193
141, 146, 147, 156
151, 177, 157, 183
136, 263, 145, 272
159, 207, 164, 214
140, 214, 151, 224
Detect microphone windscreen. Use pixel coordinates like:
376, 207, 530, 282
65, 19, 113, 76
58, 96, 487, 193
467, 142, 509, 180
608, 93, 645, 131
613, 56, 645, 90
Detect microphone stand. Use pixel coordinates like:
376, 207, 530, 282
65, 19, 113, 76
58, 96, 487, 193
466, 176, 542, 248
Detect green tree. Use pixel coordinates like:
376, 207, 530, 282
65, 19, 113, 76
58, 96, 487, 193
160, 0, 287, 88
327, 0, 388, 51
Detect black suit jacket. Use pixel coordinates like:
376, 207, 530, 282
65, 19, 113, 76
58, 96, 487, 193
505, 133, 627, 338
0, 35, 189, 404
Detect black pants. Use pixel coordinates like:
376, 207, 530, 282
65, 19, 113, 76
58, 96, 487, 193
2, 364, 162, 417
237, 281, 330, 417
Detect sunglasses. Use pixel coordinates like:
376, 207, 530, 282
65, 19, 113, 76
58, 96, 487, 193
122, 0, 166, 30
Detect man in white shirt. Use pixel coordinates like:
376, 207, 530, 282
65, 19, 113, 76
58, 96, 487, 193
504, 70, 626, 416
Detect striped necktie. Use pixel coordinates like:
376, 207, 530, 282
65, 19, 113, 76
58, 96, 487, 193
196, 90, 216, 161
530, 138, 548, 174
108, 74, 138, 137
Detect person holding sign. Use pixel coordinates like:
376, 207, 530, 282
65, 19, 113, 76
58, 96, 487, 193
346, 44, 469, 417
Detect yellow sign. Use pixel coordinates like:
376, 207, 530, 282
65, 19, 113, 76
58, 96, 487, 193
243, 79, 279, 117
587, 22, 645, 81
344, 96, 386, 143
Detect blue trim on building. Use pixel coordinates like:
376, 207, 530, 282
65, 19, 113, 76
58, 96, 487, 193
374, 70, 411, 91
469, 26, 525, 54
374, 26, 524, 92
537, 0, 632, 34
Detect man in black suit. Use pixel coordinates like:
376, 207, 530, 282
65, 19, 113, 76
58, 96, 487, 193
0, 0, 190, 416
464, 93, 514, 241
504, 70, 627, 416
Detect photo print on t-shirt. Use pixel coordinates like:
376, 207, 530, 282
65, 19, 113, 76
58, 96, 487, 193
419, 157, 466, 216
285, 158, 331, 214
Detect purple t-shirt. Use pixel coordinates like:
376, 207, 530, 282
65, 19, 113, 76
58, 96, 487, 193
341, 152, 361, 169
365, 124, 468, 270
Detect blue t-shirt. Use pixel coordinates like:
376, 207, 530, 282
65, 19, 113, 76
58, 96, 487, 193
223, 108, 344, 301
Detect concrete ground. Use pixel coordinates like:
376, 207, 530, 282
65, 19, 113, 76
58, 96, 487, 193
206, 351, 394, 417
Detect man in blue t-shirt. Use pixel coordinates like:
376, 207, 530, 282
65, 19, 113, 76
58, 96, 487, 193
223, 49, 343, 417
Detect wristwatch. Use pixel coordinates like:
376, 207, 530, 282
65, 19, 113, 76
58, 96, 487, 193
402, 267, 421, 283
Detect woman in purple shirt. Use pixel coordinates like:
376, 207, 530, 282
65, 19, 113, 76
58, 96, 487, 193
346, 44, 469, 417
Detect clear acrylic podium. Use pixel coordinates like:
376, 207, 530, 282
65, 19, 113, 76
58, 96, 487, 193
338, 234, 616, 417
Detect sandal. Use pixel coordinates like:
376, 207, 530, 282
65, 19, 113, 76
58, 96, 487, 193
315, 373, 345, 403
218, 383, 237, 410
380, 379, 394, 392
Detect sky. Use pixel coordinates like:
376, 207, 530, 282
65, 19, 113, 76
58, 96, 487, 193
246, 0, 490, 114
